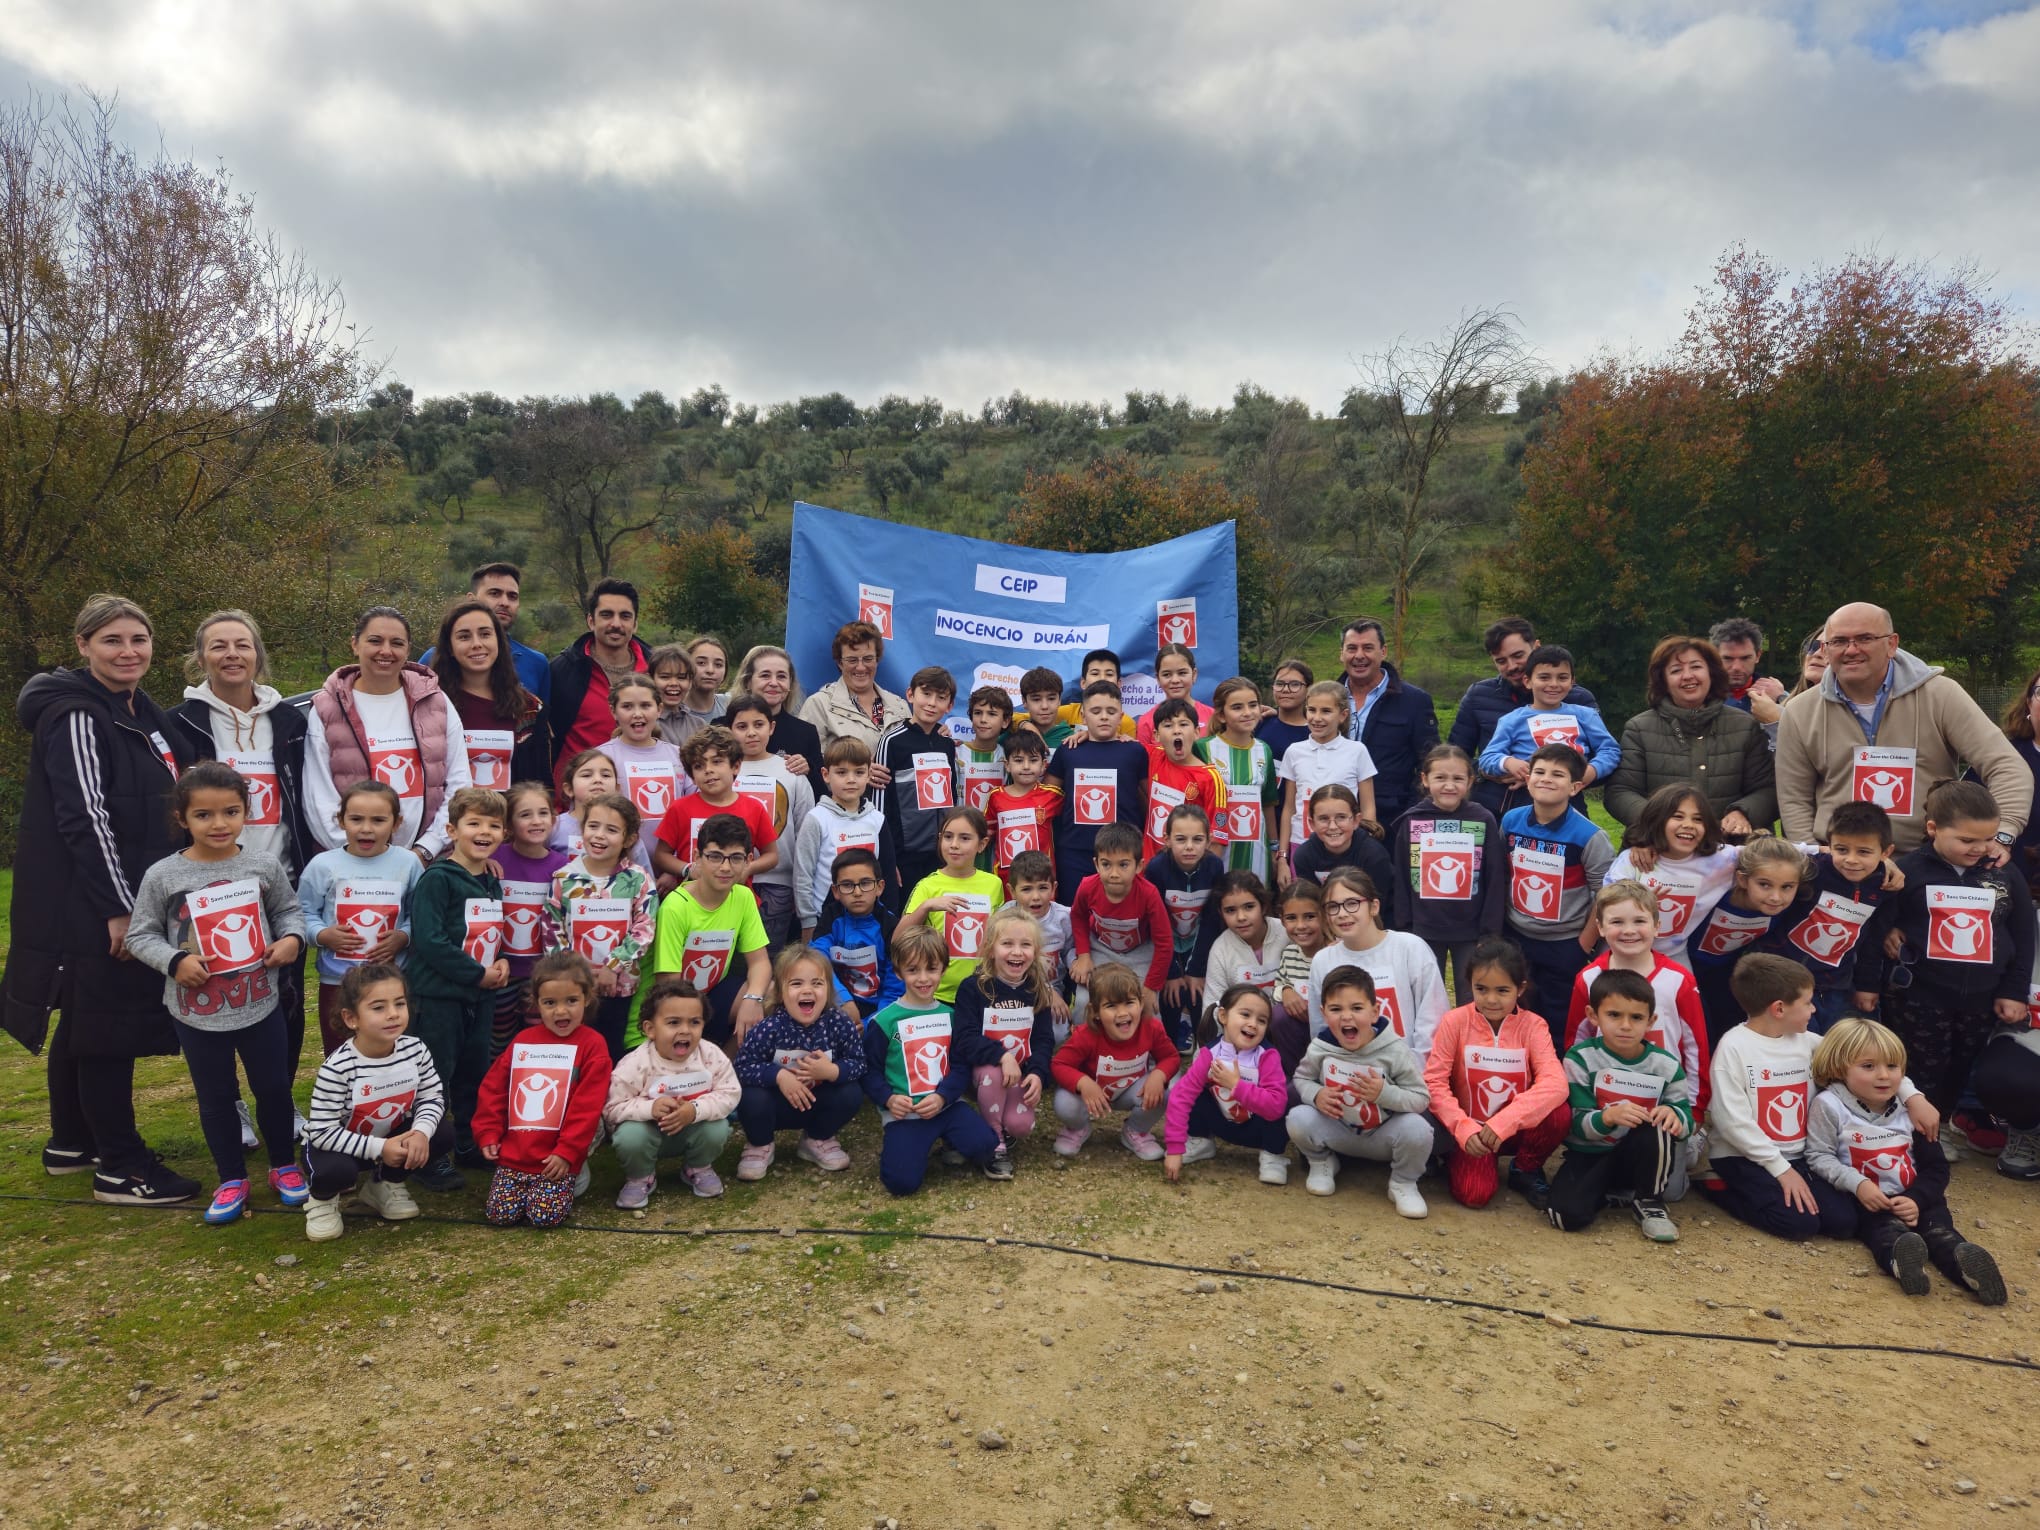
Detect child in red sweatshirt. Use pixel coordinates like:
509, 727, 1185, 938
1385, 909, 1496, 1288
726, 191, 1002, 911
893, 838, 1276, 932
1068, 823, 1174, 1025
472, 951, 613, 1227
1050, 959, 1180, 1161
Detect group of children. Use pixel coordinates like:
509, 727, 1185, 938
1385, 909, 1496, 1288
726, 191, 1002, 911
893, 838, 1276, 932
113, 644, 2035, 1305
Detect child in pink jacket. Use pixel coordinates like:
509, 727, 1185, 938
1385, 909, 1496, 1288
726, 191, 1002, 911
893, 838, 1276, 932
603, 975, 740, 1208
1424, 939, 1570, 1210
1163, 983, 1291, 1185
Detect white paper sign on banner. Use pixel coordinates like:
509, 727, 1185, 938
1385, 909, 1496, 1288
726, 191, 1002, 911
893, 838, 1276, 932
1157, 597, 1199, 648
857, 583, 894, 639
187, 878, 269, 974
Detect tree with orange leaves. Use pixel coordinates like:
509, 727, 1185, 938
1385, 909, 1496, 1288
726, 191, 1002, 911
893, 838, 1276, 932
1505, 246, 2040, 717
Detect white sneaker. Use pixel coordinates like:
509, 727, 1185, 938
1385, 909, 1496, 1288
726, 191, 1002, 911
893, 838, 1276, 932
292, 1109, 310, 1142
356, 1176, 419, 1221
1258, 1150, 1290, 1186
1388, 1177, 1429, 1219
1303, 1152, 1339, 1196
1179, 1136, 1217, 1165
571, 1162, 591, 1197
235, 1100, 259, 1150
304, 1195, 344, 1242
736, 1143, 775, 1181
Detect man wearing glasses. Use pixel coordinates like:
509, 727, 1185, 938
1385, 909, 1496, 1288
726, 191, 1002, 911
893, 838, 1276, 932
1447, 617, 1601, 814
1776, 602, 2027, 857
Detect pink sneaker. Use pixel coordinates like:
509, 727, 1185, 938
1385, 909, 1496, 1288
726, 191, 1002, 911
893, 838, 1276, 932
736, 1143, 775, 1181
1053, 1127, 1091, 1157
796, 1136, 850, 1171
682, 1165, 724, 1198
267, 1165, 310, 1207
1120, 1128, 1164, 1162
203, 1179, 249, 1224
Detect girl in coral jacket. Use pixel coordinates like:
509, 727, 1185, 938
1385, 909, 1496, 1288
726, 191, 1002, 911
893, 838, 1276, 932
1424, 938, 1570, 1212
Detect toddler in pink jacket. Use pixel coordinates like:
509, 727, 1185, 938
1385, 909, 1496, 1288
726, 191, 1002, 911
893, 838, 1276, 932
1164, 983, 1291, 1185
604, 975, 740, 1208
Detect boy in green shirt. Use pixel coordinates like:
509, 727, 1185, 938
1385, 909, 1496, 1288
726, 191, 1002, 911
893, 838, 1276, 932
863, 925, 998, 1194
652, 813, 772, 1047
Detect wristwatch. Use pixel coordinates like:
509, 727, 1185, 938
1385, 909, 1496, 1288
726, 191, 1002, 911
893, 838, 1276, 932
1995, 831, 2015, 847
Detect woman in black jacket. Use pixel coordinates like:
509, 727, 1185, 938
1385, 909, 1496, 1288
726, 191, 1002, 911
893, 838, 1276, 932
0, 594, 202, 1205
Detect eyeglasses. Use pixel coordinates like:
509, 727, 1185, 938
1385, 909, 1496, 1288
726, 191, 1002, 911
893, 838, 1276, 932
698, 850, 748, 867
1272, 679, 1305, 690
1822, 633, 1892, 652
835, 878, 880, 894
1323, 898, 1369, 917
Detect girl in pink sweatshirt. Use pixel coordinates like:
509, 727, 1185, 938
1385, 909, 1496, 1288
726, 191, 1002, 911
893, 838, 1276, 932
1423, 938, 1570, 1210
1163, 984, 1291, 1186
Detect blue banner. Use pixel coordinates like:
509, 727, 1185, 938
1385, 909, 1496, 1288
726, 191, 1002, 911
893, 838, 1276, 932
784, 502, 1239, 723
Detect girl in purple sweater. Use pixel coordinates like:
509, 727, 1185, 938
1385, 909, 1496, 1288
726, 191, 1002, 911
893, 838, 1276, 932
1163, 983, 1290, 1186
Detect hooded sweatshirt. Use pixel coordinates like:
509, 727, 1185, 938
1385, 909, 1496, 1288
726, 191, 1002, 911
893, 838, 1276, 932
793, 794, 886, 926
173, 681, 309, 872
1291, 1020, 1429, 1126
1776, 648, 2030, 852
1805, 1078, 1941, 1202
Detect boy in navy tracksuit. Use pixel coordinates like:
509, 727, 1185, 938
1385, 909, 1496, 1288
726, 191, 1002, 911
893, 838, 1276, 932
1046, 681, 1150, 904
1500, 744, 1613, 1046
875, 667, 959, 897
1144, 805, 1226, 1050
807, 848, 903, 1021
1856, 781, 2036, 1118
1775, 800, 1898, 1033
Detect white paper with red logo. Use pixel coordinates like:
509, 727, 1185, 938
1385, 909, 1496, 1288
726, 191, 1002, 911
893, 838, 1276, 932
346, 1057, 419, 1138
1643, 862, 1703, 938
1093, 1050, 1149, 1102
568, 896, 631, 966
1369, 981, 1405, 1038
1163, 888, 1209, 945
911, 751, 953, 811
1925, 884, 1996, 964
857, 582, 894, 639
625, 759, 679, 822
1072, 768, 1118, 827
1696, 907, 1773, 957
1525, 712, 1582, 752
1751, 1061, 1810, 1147
828, 943, 881, 1000
943, 893, 992, 961
1239, 958, 1281, 993
1145, 780, 1185, 846
1091, 912, 1143, 956
499, 880, 548, 958
1157, 597, 1198, 648
997, 808, 1044, 866
217, 751, 280, 827
506, 1041, 575, 1132
1844, 1115, 1917, 1194
898, 1013, 952, 1097
983, 1004, 1035, 1061
772, 1046, 831, 1071
463, 730, 513, 791
679, 928, 736, 989
333, 877, 404, 965
1207, 1044, 1263, 1122
734, 771, 778, 822
1851, 746, 1917, 817
960, 759, 1002, 813
1223, 797, 1263, 847
462, 898, 504, 966
1321, 1055, 1383, 1129
1787, 892, 1872, 966
2028, 981, 2040, 1029
1509, 846, 1565, 922
149, 729, 178, 775
648, 1068, 713, 1101
1592, 1065, 1665, 1115
367, 730, 424, 800
826, 823, 879, 866
186, 879, 270, 975
1464, 1045, 1528, 1122
1418, 831, 1476, 901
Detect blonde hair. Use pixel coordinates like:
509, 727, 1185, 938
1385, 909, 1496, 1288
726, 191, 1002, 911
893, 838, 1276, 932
972, 906, 1054, 1009
1735, 835, 1809, 884
1303, 679, 1350, 714
1811, 1016, 1908, 1088
73, 593, 152, 641
771, 943, 835, 1005
1595, 878, 1660, 921
891, 922, 948, 975
736, 644, 806, 714
184, 609, 272, 685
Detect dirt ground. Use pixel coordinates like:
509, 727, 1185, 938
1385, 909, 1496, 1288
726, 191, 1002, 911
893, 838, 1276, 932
3, 1111, 2038, 1530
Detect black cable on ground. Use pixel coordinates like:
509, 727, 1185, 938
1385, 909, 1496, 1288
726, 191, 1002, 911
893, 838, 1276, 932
6, 1190, 2035, 1374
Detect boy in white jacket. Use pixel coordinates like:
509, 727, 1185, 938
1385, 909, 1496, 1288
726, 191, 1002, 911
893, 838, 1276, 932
794, 737, 885, 937
1286, 965, 1432, 1216
605, 975, 740, 1207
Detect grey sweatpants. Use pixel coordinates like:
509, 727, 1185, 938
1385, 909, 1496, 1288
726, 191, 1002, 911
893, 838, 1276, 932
1285, 1104, 1431, 1180
1052, 1077, 1166, 1137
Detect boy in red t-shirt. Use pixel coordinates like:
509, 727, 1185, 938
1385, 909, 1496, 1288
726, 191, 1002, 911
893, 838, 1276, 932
1069, 823, 1174, 1022
986, 730, 1062, 884
653, 725, 779, 885
1143, 698, 1227, 862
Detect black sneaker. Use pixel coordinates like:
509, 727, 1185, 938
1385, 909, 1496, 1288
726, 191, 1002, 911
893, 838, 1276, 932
453, 1141, 488, 1170
1953, 1243, 2007, 1307
92, 1156, 199, 1206
1889, 1231, 1931, 1296
414, 1154, 466, 1192
42, 1143, 98, 1176
983, 1145, 1014, 1181
1506, 1165, 1551, 1210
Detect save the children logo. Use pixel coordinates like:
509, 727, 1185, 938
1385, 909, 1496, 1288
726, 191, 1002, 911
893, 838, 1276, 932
857, 583, 894, 639
1157, 597, 1198, 648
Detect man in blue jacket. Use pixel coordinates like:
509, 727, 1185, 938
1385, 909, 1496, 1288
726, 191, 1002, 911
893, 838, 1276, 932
1447, 617, 1598, 814
1338, 618, 1438, 829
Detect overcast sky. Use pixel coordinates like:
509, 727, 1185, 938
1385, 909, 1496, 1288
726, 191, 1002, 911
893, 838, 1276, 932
4, 1, 2036, 413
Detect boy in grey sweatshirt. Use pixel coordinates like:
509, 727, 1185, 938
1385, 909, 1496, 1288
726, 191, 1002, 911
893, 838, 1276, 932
1285, 963, 1432, 1215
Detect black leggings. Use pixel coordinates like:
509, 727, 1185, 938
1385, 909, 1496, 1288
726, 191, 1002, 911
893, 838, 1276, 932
173, 1010, 297, 1183
1975, 1034, 2040, 1130
46, 1018, 147, 1176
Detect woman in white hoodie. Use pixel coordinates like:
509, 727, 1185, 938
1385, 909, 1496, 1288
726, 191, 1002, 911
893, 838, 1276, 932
168, 609, 318, 1136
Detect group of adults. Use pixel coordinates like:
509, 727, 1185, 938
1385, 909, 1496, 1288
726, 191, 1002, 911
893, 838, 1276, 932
5, 566, 2036, 1199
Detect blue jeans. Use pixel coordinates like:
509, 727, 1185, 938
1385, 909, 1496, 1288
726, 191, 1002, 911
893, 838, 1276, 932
877, 1101, 998, 1195
735, 1078, 865, 1146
